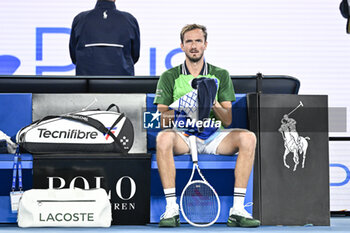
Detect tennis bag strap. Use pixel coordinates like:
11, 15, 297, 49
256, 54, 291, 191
36, 113, 127, 154
106, 104, 120, 112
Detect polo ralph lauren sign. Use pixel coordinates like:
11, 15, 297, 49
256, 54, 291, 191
32, 153, 151, 225
278, 101, 311, 172
248, 94, 330, 226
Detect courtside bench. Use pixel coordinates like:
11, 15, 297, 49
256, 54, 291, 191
146, 93, 254, 223
0, 76, 300, 224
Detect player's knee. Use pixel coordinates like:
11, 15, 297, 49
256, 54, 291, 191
156, 130, 176, 151
239, 131, 256, 151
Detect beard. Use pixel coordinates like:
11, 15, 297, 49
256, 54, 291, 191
185, 51, 203, 63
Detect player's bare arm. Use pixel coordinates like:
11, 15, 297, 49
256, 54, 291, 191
212, 101, 232, 127
157, 104, 174, 128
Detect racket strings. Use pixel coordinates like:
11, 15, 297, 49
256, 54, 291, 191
179, 90, 198, 115
181, 182, 219, 224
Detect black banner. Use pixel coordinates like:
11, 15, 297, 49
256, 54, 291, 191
248, 94, 330, 226
32, 153, 150, 225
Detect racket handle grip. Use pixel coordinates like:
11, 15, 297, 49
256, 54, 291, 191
189, 135, 198, 162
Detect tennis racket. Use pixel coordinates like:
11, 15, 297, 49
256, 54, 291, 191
169, 89, 198, 121
180, 135, 221, 227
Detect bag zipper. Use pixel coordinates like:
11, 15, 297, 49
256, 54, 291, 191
37, 200, 96, 206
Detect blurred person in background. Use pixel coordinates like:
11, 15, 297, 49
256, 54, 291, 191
69, 0, 140, 76
340, 0, 350, 34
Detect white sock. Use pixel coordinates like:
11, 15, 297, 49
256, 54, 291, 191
233, 187, 246, 210
164, 188, 176, 206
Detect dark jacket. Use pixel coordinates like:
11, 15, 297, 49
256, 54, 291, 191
340, 0, 349, 18
340, 0, 350, 33
69, 0, 140, 76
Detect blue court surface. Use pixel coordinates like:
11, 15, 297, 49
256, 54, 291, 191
0, 217, 349, 233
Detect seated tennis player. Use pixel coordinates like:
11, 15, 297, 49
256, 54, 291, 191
153, 24, 260, 227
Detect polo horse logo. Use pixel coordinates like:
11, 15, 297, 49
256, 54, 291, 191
278, 101, 310, 171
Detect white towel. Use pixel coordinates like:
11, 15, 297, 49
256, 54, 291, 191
0, 130, 17, 153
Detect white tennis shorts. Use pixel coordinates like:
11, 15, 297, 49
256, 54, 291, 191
177, 131, 230, 154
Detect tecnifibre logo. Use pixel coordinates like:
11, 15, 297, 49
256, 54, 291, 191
104, 127, 117, 140
37, 128, 98, 139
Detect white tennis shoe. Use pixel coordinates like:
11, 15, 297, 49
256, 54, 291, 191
160, 203, 179, 219
159, 204, 180, 227
227, 205, 260, 227
229, 207, 253, 219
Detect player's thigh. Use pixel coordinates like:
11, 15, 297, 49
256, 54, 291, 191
216, 129, 253, 155
173, 132, 190, 155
